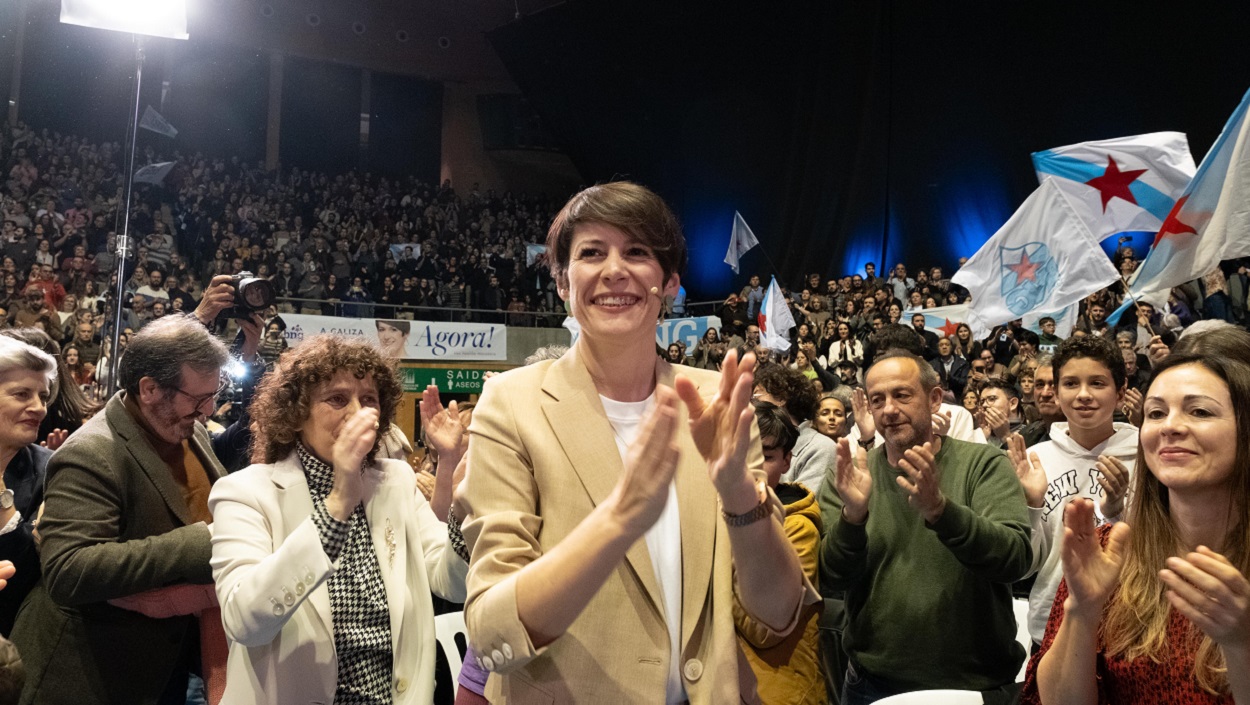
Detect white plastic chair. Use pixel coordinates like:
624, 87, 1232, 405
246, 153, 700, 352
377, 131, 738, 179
1013, 597, 1032, 682
875, 690, 983, 704
434, 610, 468, 696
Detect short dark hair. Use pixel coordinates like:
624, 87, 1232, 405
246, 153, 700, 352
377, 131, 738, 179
546, 181, 687, 286
119, 314, 229, 396
1053, 334, 1126, 390
867, 322, 926, 362
1016, 329, 1039, 348
1039, 316, 1056, 326
752, 400, 799, 454
753, 362, 819, 422
981, 376, 1020, 401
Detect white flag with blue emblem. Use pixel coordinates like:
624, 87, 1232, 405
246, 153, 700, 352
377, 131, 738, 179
951, 178, 1121, 332
758, 276, 794, 352
1032, 132, 1196, 240
133, 161, 176, 185
724, 211, 760, 274
139, 106, 178, 139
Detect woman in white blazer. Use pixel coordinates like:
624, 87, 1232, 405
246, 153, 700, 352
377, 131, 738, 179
208, 335, 467, 705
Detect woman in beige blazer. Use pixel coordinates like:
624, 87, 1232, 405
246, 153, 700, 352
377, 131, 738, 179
209, 336, 467, 705
461, 182, 817, 703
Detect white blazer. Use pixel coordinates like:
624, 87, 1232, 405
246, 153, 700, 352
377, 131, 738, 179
209, 452, 468, 705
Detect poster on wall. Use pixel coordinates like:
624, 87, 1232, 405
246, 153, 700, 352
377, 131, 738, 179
280, 313, 507, 361
564, 315, 723, 354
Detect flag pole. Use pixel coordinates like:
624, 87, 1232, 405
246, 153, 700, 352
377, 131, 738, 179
1117, 274, 1157, 338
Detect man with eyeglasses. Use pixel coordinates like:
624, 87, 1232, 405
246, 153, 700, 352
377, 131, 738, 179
13, 308, 258, 705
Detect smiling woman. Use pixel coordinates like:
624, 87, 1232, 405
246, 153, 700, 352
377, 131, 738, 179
0, 336, 57, 634
460, 182, 813, 703
208, 335, 466, 705
1023, 352, 1250, 705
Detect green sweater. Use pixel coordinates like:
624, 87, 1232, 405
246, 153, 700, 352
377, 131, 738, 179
818, 437, 1031, 692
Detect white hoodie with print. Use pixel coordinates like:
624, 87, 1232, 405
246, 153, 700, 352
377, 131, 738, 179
1024, 421, 1138, 643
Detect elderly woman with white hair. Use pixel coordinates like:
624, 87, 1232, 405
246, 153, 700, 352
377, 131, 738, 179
0, 335, 59, 635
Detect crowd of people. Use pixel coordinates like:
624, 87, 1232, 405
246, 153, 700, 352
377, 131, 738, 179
2, 113, 1250, 705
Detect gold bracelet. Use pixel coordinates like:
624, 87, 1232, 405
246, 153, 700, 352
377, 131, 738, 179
722, 497, 770, 527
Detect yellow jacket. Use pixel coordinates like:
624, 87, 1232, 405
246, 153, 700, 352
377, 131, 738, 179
735, 482, 825, 705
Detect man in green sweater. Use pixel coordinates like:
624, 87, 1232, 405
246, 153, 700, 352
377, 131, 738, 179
818, 350, 1031, 705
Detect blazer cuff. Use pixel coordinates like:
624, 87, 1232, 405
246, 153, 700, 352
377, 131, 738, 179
465, 572, 548, 674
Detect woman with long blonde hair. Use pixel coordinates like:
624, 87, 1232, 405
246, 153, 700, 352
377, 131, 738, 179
1021, 352, 1250, 704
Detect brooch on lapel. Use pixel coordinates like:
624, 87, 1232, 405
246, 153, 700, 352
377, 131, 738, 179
385, 519, 396, 567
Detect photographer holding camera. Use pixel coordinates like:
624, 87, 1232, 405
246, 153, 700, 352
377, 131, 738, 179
190, 274, 268, 472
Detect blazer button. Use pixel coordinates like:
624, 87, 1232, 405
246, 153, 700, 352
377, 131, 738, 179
683, 659, 703, 682
295, 581, 306, 596
282, 588, 295, 606
303, 565, 315, 583
395, 678, 408, 693
491, 649, 504, 665
270, 598, 284, 617
481, 655, 494, 671
501, 643, 513, 660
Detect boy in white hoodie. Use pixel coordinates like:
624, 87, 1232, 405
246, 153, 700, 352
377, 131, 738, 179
1007, 335, 1136, 646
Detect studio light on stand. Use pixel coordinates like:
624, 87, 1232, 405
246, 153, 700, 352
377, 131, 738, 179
59, 0, 188, 393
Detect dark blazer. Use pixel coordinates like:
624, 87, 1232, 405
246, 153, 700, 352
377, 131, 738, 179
12, 393, 226, 705
0, 445, 51, 636
935, 355, 971, 398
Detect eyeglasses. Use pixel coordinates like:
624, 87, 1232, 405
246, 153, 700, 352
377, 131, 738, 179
169, 376, 231, 409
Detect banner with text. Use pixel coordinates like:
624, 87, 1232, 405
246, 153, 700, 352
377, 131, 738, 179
400, 366, 493, 394
280, 313, 507, 361
565, 315, 723, 353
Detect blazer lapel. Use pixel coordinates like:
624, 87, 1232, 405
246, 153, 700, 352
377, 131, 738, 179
271, 454, 334, 642
658, 361, 717, 648
107, 394, 196, 527
540, 348, 665, 618
363, 471, 408, 657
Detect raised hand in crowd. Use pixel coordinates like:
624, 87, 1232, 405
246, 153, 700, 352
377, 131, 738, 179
1159, 546, 1250, 649
675, 349, 759, 514
0, 560, 14, 591
852, 386, 875, 440
895, 438, 946, 524
1094, 455, 1131, 519
414, 469, 437, 501
418, 384, 465, 520
325, 407, 380, 522
980, 405, 1011, 441
606, 386, 681, 538
1146, 335, 1170, 367
1006, 432, 1047, 508
931, 408, 952, 437
194, 274, 238, 326
1057, 498, 1130, 620
834, 437, 873, 524
41, 428, 68, 450
1120, 387, 1144, 426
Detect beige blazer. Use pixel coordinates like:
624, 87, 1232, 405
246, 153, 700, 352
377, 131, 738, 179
208, 453, 468, 705
462, 348, 811, 704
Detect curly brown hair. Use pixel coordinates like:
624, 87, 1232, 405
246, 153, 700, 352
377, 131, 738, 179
249, 335, 404, 464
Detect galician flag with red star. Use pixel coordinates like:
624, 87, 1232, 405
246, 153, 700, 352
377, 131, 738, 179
951, 178, 1121, 331
1116, 87, 1250, 309
1032, 131, 1196, 240
901, 303, 990, 341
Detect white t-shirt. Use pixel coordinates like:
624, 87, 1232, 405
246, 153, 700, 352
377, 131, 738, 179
601, 393, 685, 705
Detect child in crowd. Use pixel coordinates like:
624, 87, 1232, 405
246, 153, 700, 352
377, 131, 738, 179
738, 401, 825, 705
1007, 335, 1137, 645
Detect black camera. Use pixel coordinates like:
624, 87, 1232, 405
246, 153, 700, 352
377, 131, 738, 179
222, 271, 275, 320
